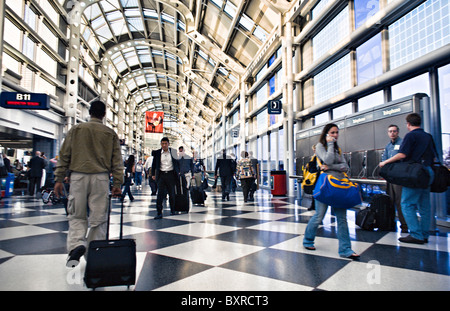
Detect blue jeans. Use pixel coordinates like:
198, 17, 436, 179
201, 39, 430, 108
401, 166, 434, 240
303, 199, 355, 258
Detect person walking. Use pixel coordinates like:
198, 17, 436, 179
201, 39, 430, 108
135, 159, 144, 190
121, 155, 135, 202
236, 151, 256, 203
380, 113, 435, 244
28, 151, 45, 196
214, 149, 236, 201
303, 123, 360, 260
54, 100, 123, 268
151, 137, 180, 219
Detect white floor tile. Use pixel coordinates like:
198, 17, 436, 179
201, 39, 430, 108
0, 226, 57, 241
376, 232, 450, 252
150, 239, 264, 266
157, 222, 238, 238
232, 212, 291, 221
318, 261, 450, 291
155, 267, 313, 291
247, 221, 308, 235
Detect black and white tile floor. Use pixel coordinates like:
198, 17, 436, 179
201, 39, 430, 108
0, 185, 449, 291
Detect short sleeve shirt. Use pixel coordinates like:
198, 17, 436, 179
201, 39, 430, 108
398, 128, 434, 166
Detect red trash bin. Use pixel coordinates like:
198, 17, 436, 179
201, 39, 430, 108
271, 170, 286, 196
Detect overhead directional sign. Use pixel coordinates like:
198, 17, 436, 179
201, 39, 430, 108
268, 100, 282, 114
0, 92, 50, 110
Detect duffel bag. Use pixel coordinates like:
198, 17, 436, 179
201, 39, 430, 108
379, 161, 430, 189
313, 173, 362, 209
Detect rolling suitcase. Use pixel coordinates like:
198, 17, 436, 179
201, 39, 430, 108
190, 186, 205, 205
356, 194, 395, 231
174, 176, 190, 212
84, 196, 136, 289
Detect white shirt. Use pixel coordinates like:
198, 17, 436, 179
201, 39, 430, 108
160, 149, 174, 171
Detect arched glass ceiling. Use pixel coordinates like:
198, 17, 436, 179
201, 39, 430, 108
66, 0, 282, 138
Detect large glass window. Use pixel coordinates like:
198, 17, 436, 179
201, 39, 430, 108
333, 103, 352, 120
256, 84, 268, 106
314, 54, 352, 105
261, 134, 269, 187
358, 90, 384, 112
356, 34, 382, 85
438, 63, 450, 164
354, 0, 380, 29
391, 73, 429, 100
313, 6, 349, 61
389, 0, 450, 70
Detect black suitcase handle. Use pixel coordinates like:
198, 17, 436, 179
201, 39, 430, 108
106, 194, 125, 240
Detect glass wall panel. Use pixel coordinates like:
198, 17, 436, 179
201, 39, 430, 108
354, 0, 380, 29
389, 0, 450, 70
356, 34, 382, 85
314, 54, 352, 105
313, 6, 349, 61
391, 73, 429, 100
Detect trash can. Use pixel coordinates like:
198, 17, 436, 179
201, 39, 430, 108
270, 170, 286, 196
3, 173, 15, 198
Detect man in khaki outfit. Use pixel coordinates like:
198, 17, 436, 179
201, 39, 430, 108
54, 100, 123, 268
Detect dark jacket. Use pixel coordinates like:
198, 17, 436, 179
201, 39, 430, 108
29, 156, 45, 178
214, 155, 236, 177
151, 148, 180, 180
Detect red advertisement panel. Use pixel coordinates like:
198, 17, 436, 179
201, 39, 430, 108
145, 111, 164, 133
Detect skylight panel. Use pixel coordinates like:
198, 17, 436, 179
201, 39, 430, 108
110, 20, 128, 36
127, 17, 145, 32
106, 10, 123, 22
91, 16, 106, 30
95, 24, 114, 43
239, 14, 255, 31
124, 9, 141, 17
143, 9, 158, 19
126, 79, 136, 90
161, 13, 175, 24
210, 0, 224, 9
253, 25, 268, 42
127, 55, 140, 67
120, 0, 139, 8
224, 1, 237, 18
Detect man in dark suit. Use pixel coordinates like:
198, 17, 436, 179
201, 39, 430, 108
151, 137, 180, 219
214, 149, 236, 201
28, 151, 46, 195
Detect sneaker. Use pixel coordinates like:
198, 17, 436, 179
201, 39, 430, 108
66, 245, 86, 268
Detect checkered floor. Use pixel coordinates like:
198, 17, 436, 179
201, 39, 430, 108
0, 184, 449, 291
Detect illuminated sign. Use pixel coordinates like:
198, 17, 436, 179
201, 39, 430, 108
0, 92, 50, 110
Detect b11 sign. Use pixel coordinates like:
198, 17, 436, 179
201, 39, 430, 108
0, 92, 50, 110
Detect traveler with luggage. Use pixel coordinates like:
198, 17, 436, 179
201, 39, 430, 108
151, 137, 180, 219
248, 151, 259, 201
303, 123, 360, 260
54, 100, 123, 268
381, 124, 408, 233
178, 146, 194, 189
379, 113, 435, 244
236, 151, 256, 203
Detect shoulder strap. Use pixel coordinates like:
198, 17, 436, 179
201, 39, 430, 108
428, 133, 441, 164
